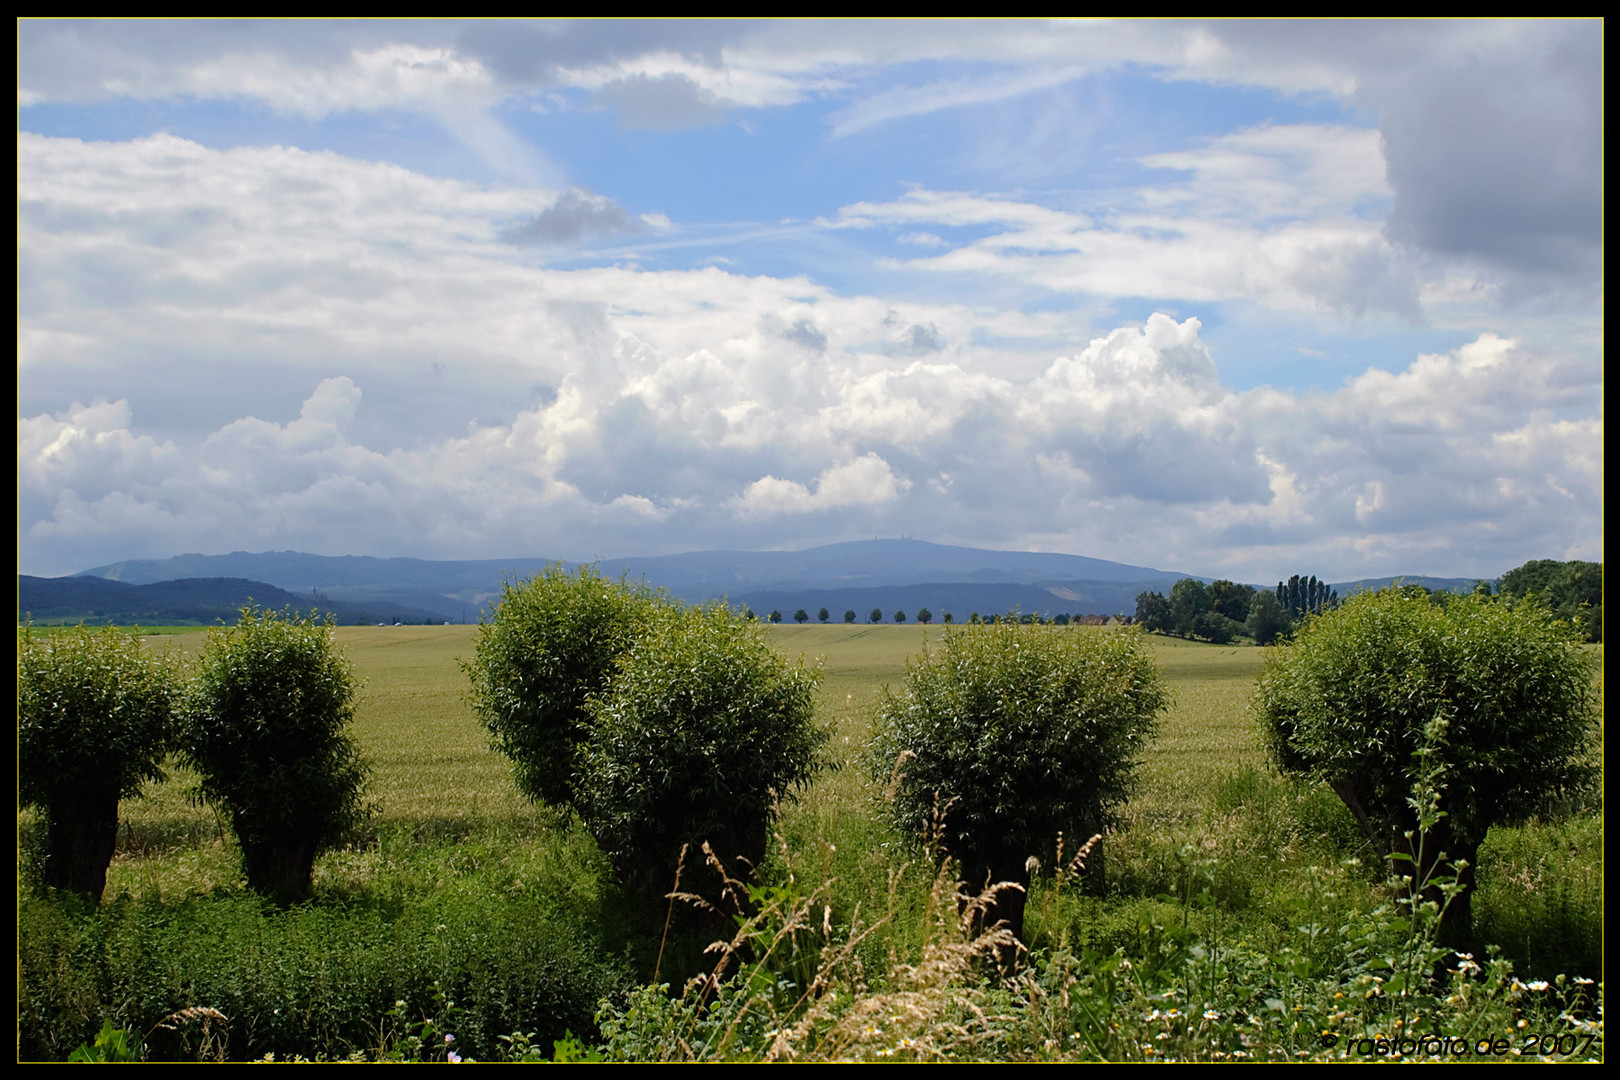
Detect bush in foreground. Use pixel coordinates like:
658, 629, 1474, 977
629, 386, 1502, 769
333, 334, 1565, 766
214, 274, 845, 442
868, 621, 1169, 947
579, 603, 827, 896
463, 565, 662, 812
19, 624, 179, 901
1255, 589, 1597, 945
182, 606, 370, 905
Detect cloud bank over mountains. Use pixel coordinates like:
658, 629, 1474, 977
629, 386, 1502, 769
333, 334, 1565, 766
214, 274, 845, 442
17, 20, 1602, 580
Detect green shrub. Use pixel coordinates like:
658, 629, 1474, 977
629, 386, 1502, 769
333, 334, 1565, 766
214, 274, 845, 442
1255, 589, 1598, 945
181, 607, 370, 905
868, 622, 1169, 945
463, 565, 663, 811
578, 603, 827, 895
19, 624, 179, 901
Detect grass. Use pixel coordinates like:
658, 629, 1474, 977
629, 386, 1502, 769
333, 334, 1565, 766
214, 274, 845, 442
19, 624, 1605, 1061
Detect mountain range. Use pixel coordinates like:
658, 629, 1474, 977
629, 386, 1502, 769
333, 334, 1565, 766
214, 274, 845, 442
28, 540, 1482, 625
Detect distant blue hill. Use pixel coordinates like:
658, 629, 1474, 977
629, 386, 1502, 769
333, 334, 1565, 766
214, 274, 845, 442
20, 575, 446, 626
65, 540, 1482, 621
73, 540, 1202, 619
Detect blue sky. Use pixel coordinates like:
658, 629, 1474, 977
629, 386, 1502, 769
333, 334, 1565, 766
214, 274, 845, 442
18, 20, 1602, 581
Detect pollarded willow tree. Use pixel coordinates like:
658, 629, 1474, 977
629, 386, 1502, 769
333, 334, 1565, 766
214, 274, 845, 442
1255, 589, 1598, 944
577, 602, 827, 895
868, 621, 1169, 951
463, 565, 664, 812
465, 568, 827, 902
182, 607, 370, 905
19, 624, 180, 901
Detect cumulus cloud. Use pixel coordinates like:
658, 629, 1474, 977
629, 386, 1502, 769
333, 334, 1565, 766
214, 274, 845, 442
903, 323, 946, 356
17, 313, 1601, 582
499, 188, 648, 245
16, 55, 1601, 584
592, 71, 725, 130
780, 318, 828, 352
733, 454, 910, 517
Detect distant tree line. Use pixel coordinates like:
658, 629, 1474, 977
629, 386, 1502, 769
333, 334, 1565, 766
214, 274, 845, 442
1135, 578, 1276, 644
1136, 574, 1337, 645
1496, 559, 1602, 643
1133, 559, 1601, 647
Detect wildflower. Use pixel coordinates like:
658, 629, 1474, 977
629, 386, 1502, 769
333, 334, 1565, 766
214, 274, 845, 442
1574, 976, 1595, 986
447, 1051, 461, 1063
1204, 1010, 1220, 1022
1527, 980, 1550, 992
445, 1034, 455, 1044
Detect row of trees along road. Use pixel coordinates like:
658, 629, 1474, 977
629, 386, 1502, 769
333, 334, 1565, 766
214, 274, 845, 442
19, 609, 368, 905
780, 607, 942, 624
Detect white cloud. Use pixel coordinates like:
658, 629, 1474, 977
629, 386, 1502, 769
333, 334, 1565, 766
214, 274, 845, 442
827, 64, 1089, 137
831, 122, 1423, 321
16, 34, 1601, 585
733, 454, 910, 517
17, 311, 1601, 582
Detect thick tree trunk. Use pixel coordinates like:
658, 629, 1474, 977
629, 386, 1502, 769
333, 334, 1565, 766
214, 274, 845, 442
45, 787, 121, 902
1329, 780, 1476, 950
960, 858, 1029, 972
241, 836, 317, 906
1389, 815, 1478, 952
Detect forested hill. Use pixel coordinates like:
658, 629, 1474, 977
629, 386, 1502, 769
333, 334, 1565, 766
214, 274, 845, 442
18, 576, 446, 626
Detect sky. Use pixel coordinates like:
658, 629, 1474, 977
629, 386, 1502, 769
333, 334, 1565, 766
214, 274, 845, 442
17, 19, 1603, 582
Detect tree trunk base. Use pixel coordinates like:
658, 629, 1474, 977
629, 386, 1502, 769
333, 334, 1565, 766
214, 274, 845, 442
45, 789, 121, 902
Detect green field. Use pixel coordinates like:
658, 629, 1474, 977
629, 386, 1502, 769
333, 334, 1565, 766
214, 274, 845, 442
105, 625, 1275, 876
20, 624, 1604, 1062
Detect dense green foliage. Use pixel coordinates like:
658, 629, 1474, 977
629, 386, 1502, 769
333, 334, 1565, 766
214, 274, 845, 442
182, 607, 370, 905
1137, 580, 1246, 643
18, 829, 629, 1063
463, 565, 662, 810
19, 625, 179, 900
1255, 589, 1597, 941
1498, 558, 1602, 642
578, 603, 827, 891
869, 622, 1169, 942
1243, 589, 1289, 645
1134, 590, 1172, 633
